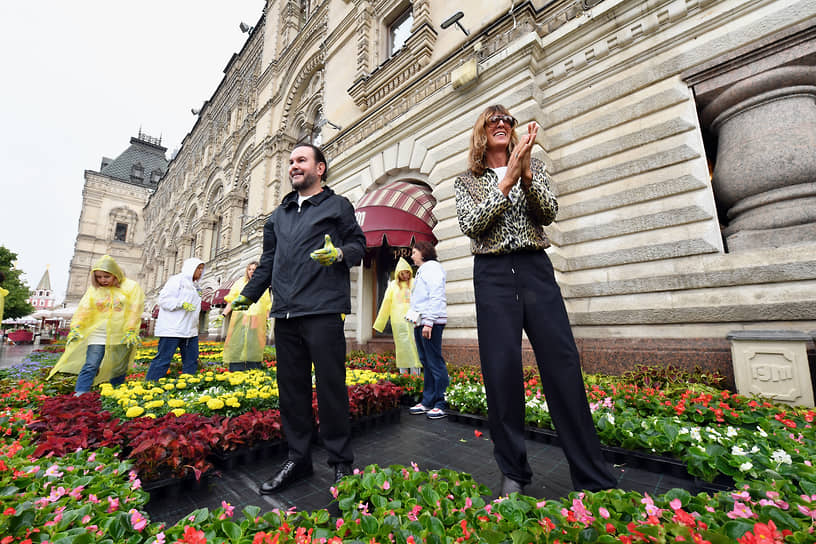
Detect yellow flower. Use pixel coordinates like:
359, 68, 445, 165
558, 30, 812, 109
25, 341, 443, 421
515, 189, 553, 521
171, 408, 186, 417
145, 413, 157, 419
145, 400, 165, 409
207, 398, 225, 410
168, 399, 185, 408
163, 383, 175, 390
126, 406, 145, 418
176, 381, 187, 389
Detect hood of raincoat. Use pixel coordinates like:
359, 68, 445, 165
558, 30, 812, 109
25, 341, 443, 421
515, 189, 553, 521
395, 257, 413, 279
181, 257, 205, 282
91, 255, 125, 286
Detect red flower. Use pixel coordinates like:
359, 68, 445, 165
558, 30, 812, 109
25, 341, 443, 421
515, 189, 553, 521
474, 430, 483, 438
737, 520, 787, 544
177, 526, 207, 544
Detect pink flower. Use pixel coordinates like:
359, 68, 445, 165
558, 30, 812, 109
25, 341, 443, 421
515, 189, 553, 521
88, 452, 96, 462
330, 486, 338, 498
218, 501, 235, 520
726, 501, 754, 519
82, 515, 91, 524
155, 533, 166, 544
131, 478, 142, 490
129, 509, 148, 531
382, 481, 390, 490
69, 486, 84, 500
336, 519, 344, 530
798, 504, 816, 520
88, 494, 99, 504
599, 507, 610, 519
411, 462, 419, 472
107, 496, 120, 513
670, 499, 682, 510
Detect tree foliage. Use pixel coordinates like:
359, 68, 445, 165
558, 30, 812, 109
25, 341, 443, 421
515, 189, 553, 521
0, 246, 35, 320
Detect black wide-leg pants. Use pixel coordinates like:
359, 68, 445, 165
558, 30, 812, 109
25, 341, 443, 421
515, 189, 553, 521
473, 250, 615, 491
274, 313, 353, 466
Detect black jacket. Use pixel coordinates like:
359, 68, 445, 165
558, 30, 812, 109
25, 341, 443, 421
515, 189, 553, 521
241, 186, 366, 318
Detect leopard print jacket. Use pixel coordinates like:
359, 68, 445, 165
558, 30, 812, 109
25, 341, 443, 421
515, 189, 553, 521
454, 157, 558, 255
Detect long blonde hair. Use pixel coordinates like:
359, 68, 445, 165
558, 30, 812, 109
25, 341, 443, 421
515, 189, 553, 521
468, 104, 519, 177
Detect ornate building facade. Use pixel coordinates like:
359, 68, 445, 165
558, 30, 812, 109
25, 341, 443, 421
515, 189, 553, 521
126, 0, 814, 380
65, 132, 168, 306
27, 268, 56, 310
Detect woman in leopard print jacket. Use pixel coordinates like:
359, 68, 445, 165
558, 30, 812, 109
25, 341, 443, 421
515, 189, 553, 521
454, 105, 615, 497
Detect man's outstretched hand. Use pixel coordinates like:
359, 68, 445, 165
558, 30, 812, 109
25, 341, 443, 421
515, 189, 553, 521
310, 234, 342, 266
231, 295, 252, 311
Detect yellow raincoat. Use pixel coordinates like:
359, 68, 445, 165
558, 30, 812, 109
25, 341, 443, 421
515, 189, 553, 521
0, 286, 8, 323
373, 257, 420, 370
48, 256, 144, 385
223, 277, 272, 363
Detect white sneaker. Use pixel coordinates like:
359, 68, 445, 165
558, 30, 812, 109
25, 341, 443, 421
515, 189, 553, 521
409, 403, 428, 415
426, 408, 446, 419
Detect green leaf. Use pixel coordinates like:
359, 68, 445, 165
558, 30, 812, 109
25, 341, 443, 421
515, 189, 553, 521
221, 520, 243, 541
243, 505, 261, 521
360, 515, 380, 535
722, 520, 757, 540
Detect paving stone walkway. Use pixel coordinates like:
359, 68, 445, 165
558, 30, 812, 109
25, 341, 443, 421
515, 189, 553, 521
145, 406, 711, 526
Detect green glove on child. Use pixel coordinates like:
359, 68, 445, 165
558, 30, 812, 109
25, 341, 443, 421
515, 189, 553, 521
122, 329, 141, 348
66, 327, 81, 344
181, 302, 196, 312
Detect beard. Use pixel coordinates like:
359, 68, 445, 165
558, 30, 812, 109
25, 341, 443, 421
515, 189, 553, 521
291, 171, 320, 192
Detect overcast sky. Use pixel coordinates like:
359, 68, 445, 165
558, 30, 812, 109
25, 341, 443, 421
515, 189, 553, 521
0, 0, 264, 303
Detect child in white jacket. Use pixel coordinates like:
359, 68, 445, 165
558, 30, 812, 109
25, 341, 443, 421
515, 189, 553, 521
146, 258, 204, 380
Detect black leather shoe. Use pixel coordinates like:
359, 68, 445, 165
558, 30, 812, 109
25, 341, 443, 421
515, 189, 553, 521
259, 460, 313, 494
334, 462, 353, 483
500, 475, 525, 496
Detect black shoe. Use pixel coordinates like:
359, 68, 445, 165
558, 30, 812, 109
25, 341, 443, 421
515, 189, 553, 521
259, 460, 313, 494
229, 362, 247, 372
500, 475, 525, 496
334, 462, 353, 483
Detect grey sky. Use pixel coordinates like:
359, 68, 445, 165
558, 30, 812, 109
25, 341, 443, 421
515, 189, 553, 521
0, 0, 263, 302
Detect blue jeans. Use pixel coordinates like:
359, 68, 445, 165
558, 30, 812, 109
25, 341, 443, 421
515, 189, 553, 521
414, 324, 448, 410
75, 344, 126, 393
145, 336, 199, 381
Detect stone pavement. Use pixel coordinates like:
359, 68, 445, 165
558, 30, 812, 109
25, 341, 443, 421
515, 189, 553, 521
145, 406, 714, 526
0, 342, 37, 369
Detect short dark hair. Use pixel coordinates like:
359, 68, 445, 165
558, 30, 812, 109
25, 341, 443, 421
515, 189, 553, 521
413, 240, 438, 261
293, 142, 328, 181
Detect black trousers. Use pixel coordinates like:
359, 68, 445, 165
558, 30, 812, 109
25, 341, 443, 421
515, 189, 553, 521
474, 250, 615, 491
274, 314, 353, 466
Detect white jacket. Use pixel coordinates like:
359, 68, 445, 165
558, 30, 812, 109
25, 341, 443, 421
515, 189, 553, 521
410, 259, 447, 327
154, 258, 204, 338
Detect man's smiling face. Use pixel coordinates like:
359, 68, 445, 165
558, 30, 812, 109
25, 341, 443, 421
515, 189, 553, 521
289, 146, 325, 194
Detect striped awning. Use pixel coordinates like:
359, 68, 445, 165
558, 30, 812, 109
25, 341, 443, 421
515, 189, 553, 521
355, 181, 437, 248
211, 276, 241, 306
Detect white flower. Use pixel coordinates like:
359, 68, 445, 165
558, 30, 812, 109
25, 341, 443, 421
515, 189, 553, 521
757, 426, 768, 438
690, 428, 702, 442
726, 427, 738, 438
771, 450, 792, 465
739, 462, 753, 472
731, 445, 747, 456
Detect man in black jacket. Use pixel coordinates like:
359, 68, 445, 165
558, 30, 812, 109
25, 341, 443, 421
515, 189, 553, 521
232, 142, 366, 494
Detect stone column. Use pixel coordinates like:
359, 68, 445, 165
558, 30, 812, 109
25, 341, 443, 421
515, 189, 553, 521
701, 66, 816, 251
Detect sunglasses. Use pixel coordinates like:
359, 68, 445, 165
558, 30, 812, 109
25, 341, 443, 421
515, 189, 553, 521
487, 114, 517, 127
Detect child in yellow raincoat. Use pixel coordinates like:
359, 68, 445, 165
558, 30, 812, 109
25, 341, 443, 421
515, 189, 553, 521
373, 257, 421, 374
48, 255, 144, 394
222, 261, 272, 371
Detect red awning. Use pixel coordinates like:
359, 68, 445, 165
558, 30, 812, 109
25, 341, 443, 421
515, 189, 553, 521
200, 286, 214, 312
211, 277, 240, 306
356, 207, 437, 247
151, 305, 159, 318
356, 181, 437, 248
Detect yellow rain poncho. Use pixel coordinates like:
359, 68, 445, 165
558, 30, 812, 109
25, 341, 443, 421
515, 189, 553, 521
223, 276, 272, 363
0, 286, 8, 323
373, 257, 420, 370
48, 255, 145, 385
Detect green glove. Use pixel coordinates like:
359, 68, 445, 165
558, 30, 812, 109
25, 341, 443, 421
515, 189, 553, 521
231, 294, 252, 311
122, 329, 141, 348
310, 234, 341, 266
181, 302, 196, 312
66, 327, 81, 344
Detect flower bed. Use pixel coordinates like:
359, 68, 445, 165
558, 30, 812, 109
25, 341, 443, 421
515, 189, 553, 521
2, 348, 816, 542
